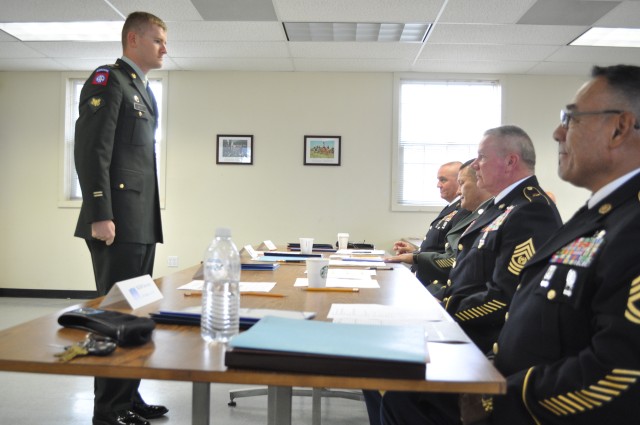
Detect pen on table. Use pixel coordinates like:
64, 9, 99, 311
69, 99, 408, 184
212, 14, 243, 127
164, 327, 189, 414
304, 287, 360, 293
241, 291, 287, 298
368, 266, 394, 270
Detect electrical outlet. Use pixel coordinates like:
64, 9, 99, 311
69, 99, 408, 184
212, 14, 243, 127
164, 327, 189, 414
167, 256, 179, 268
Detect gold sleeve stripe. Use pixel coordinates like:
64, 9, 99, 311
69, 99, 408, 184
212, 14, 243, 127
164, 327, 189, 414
597, 379, 628, 390
566, 392, 594, 409
540, 400, 565, 416
589, 384, 620, 396
546, 397, 574, 414
580, 389, 612, 402
454, 300, 507, 321
574, 391, 602, 407
435, 258, 455, 268
539, 369, 639, 416
522, 367, 543, 425
625, 276, 640, 324
613, 368, 640, 377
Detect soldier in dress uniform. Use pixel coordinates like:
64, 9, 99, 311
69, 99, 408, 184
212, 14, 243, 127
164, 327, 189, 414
486, 65, 640, 424
364, 125, 562, 425
390, 161, 471, 286
74, 11, 168, 425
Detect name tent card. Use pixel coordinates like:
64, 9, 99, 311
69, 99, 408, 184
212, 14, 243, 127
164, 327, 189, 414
258, 240, 278, 251
241, 245, 259, 260
99, 274, 164, 310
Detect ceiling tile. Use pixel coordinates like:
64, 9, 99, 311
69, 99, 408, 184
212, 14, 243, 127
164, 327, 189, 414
517, 0, 620, 25
594, 1, 640, 26
0, 42, 45, 58
190, 0, 277, 21
0, 0, 121, 21
168, 21, 285, 42
293, 58, 413, 72
411, 59, 537, 74
546, 45, 640, 65
418, 44, 560, 62
274, 0, 445, 22
169, 41, 289, 58
0, 57, 68, 70
439, 0, 538, 24
108, 0, 203, 21
171, 57, 294, 71
25, 41, 122, 58
428, 23, 587, 45
526, 61, 595, 75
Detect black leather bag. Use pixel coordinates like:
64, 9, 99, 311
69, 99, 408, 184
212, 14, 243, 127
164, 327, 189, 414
58, 307, 155, 346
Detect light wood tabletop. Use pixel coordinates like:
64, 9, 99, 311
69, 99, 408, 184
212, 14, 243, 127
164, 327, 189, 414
0, 261, 505, 424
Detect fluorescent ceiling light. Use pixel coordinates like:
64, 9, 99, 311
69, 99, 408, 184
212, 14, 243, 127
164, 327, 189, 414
0, 21, 122, 42
571, 27, 640, 48
284, 22, 430, 42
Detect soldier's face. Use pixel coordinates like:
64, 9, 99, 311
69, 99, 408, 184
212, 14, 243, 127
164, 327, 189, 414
133, 24, 167, 73
473, 136, 508, 196
437, 165, 460, 203
552, 77, 618, 191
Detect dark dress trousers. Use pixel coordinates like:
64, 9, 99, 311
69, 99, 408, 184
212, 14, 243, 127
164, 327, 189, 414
443, 176, 562, 354
491, 172, 640, 425
74, 59, 163, 422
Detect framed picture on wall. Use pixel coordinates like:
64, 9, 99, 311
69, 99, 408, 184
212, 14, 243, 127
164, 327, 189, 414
216, 135, 253, 165
304, 135, 341, 166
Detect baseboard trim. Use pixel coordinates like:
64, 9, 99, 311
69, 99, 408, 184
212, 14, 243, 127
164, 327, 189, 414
0, 288, 97, 299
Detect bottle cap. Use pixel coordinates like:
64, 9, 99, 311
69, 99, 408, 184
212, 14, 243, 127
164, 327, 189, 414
215, 227, 231, 238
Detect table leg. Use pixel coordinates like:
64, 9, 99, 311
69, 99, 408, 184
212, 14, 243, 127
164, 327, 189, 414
267, 385, 292, 425
192, 382, 210, 425
312, 387, 321, 425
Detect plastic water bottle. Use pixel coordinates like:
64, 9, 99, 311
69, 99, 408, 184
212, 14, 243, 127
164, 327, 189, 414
201, 227, 241, 343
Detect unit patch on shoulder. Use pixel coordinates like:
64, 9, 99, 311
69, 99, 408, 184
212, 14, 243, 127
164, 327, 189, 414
91, 68, 110, 86
508, 238, 535, 276
550, 230, 606, 267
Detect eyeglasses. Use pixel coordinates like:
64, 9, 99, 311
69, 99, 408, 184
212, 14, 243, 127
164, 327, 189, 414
560, 109, 624, 129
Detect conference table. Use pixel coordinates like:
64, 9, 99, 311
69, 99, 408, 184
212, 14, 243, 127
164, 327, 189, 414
0, 259, 505, 425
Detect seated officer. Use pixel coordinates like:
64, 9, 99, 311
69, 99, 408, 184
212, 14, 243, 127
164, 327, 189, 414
487, 64, 640, 424
386, 159, 492, 299
392, 161, 470, 285
364, 125, 562, 425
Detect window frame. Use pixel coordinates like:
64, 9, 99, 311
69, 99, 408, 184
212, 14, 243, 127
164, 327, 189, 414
58, 71, 168, 209
391, 73, 504, 212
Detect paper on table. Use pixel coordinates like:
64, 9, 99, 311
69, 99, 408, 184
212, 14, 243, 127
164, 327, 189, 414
177, 280, 277, 293
335, 249, 386, 255
329, 259, 386, 268
294, 277, 380, 289
328, 269, 376, 279
328, 303, 443, 323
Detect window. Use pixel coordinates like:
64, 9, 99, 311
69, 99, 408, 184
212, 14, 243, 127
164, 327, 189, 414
392, 76, 502, 210
59, 73, 167, 207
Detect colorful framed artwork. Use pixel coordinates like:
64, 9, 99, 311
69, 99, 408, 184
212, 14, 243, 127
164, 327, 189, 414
304, 135, 341, 166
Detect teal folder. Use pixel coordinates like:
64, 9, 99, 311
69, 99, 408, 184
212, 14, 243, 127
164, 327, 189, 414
226, 316, 428, 379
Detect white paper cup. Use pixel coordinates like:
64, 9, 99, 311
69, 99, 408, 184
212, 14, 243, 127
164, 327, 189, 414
299, 237, 314, 254
306, 258, 330, 288
337, 233, 349, 250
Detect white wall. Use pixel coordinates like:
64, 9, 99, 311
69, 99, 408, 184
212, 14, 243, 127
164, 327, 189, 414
0, 70, 590, 291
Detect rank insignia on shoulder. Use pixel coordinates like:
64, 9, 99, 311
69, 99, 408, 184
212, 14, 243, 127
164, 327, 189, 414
92, 68, 110, 86
89, 97, 104, 112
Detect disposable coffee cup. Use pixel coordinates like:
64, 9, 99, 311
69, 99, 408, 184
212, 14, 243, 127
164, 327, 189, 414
337, 233, 349, 250
299, 237, 314, 254
306, 258, 330, 288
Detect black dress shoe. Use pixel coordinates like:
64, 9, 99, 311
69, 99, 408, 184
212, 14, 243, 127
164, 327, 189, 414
132, 402, 169, 419
94, 410, 150, 425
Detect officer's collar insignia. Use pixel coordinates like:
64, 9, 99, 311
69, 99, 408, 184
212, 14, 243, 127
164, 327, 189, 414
498, 203, 506, 210
550, 230, 606, 267
598, 203, 612, 215
131, 73, 137, 79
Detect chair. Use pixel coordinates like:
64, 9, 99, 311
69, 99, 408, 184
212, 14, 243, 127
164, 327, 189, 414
228, 387, 364, 425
